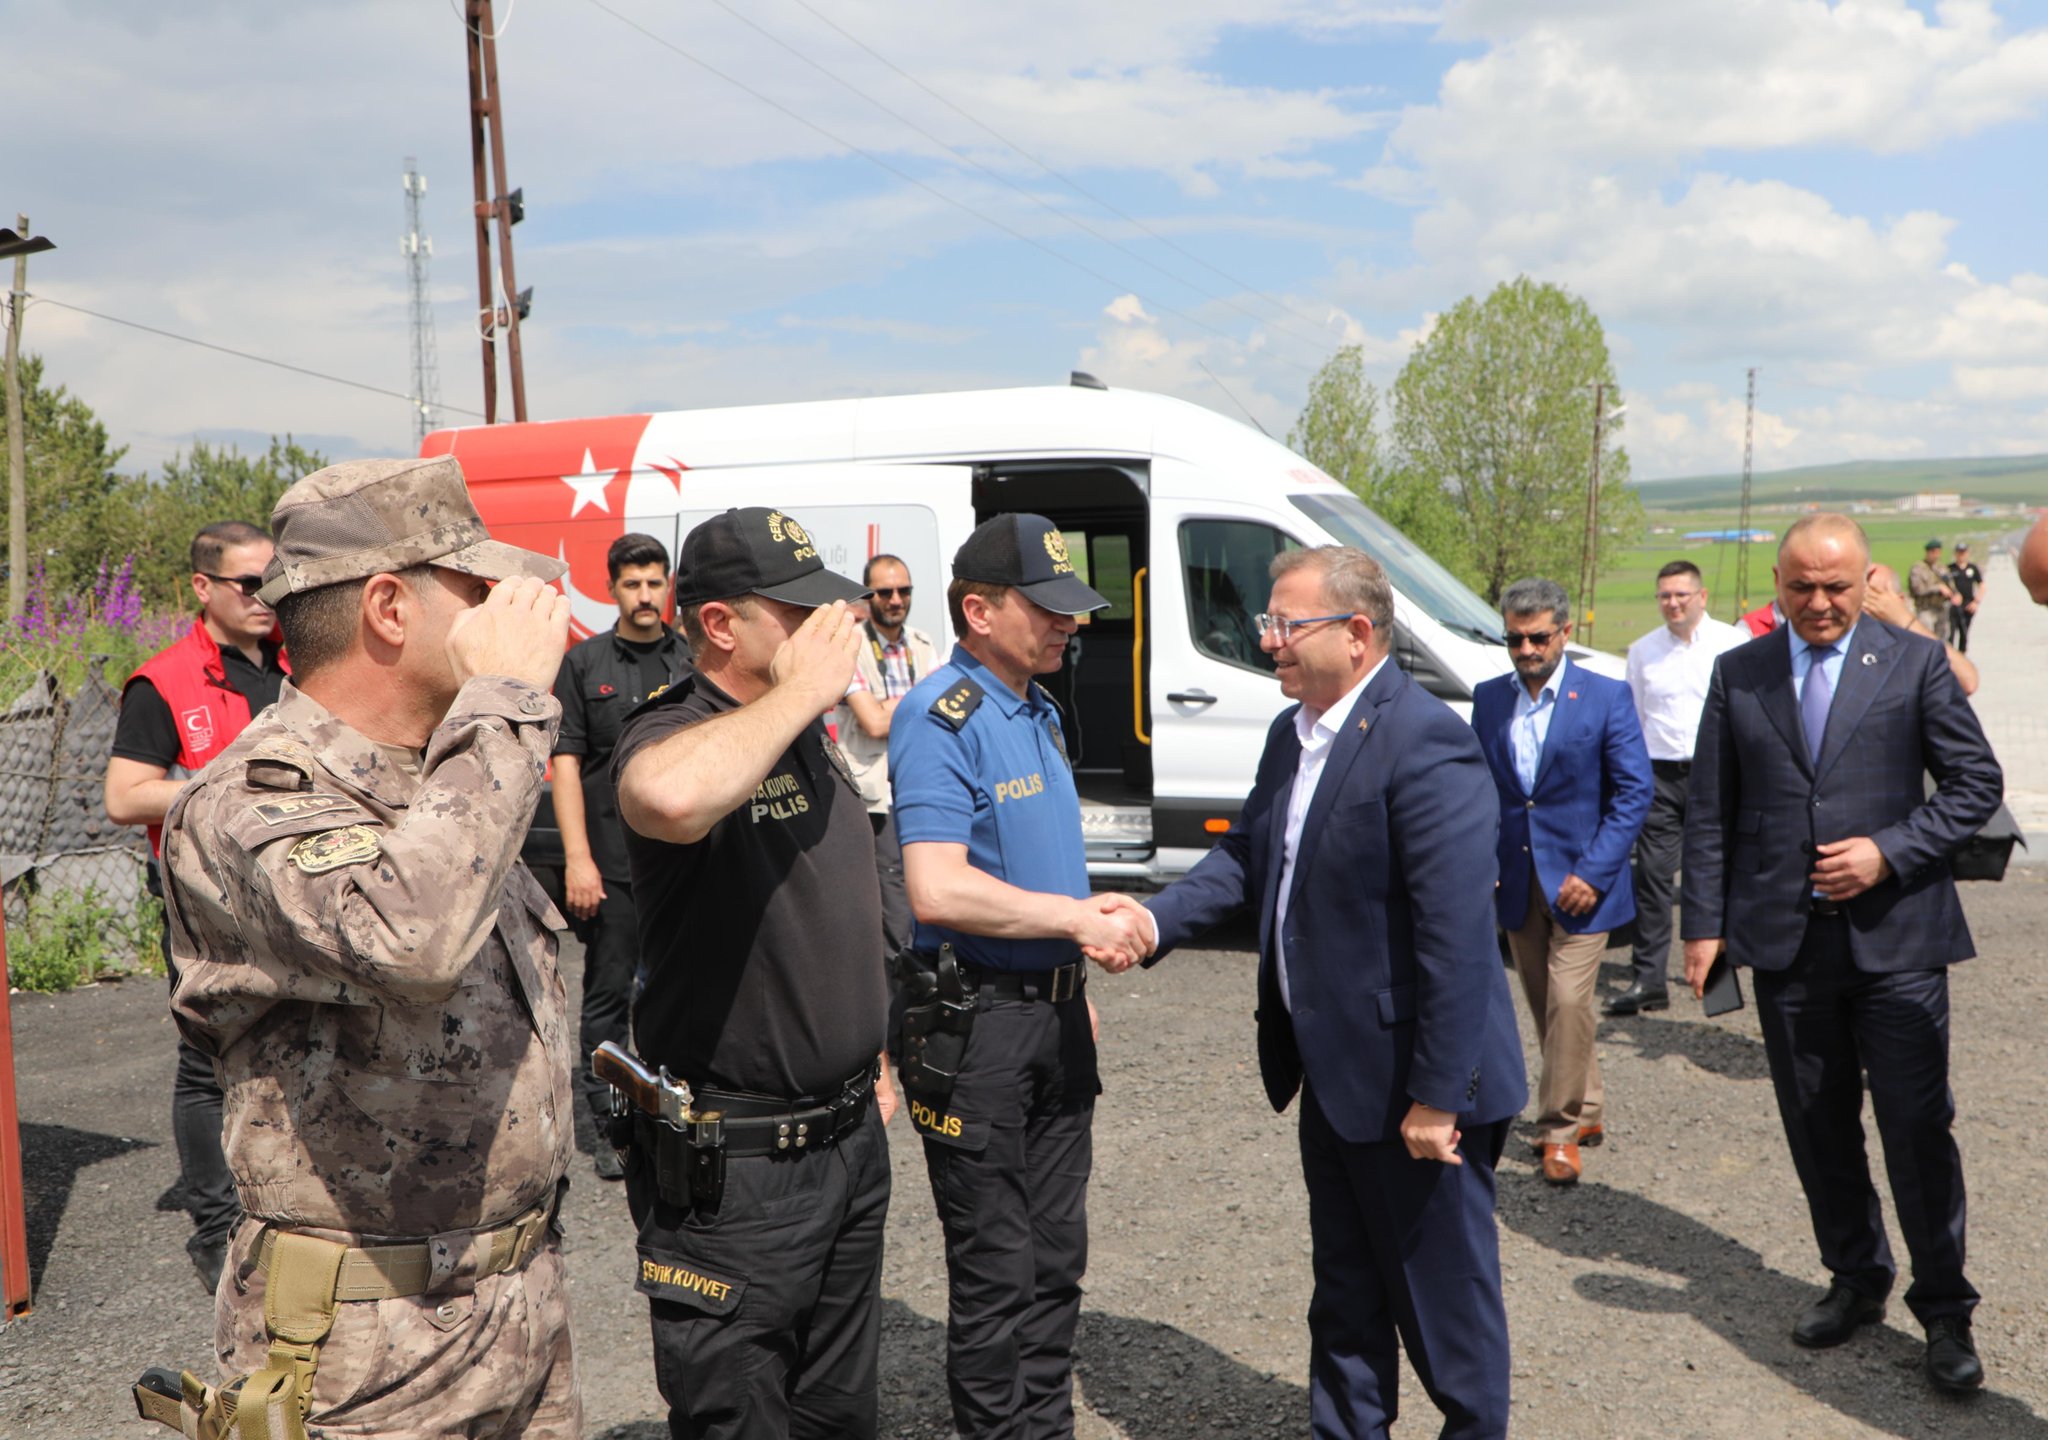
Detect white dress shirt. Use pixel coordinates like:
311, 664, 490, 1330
1274, 657, 1388, 1010
1509, 654, 1571, 794
1625, 616, 1747, 762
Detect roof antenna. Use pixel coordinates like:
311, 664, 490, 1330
1198, 362, 1269, 437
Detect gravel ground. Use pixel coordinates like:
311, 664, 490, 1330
5, 873, 2048, 1438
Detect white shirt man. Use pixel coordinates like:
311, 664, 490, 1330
1609, 562, 1746, 1013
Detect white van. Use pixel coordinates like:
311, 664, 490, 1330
428, 378, 1618, 883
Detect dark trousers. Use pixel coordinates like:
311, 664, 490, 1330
1949, 605, 1974, 653
627, 1107, 891, 1440
870, 811, 911, 959
570, 880, 640, 1124
1752, 915, 1977, 1325
156, 880, 236, 1254
918, 988, 1098, 1440
1299, 1089, 1511, 1440
1626, 762, 1689, 992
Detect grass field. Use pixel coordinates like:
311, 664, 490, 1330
1580, 510, 2027, 649
1633, 453, 2048, 509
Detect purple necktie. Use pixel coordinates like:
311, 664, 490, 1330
1801, 646, 1835, 766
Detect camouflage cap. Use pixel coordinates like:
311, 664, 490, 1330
256, 456, 566, 605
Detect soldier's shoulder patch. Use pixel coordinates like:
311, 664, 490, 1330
250, 793, 361, 828
928, 676, 986, 731
288, 824, 382, 875
243, 737, 318, 793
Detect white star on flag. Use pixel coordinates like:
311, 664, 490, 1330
560, 450, 613, 517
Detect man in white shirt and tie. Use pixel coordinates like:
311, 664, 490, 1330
1608, 561, 1746, 1015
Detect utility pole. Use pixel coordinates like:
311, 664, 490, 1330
402, 160, 444, 449
1735, 367, 1758, 619
1576, 381, 1608, 648
464, 0, 529, 423
5, 214, 32, 620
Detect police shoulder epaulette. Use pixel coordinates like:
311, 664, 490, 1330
242, 737, 317, 793
929, 676, 986, 731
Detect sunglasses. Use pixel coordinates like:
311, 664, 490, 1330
871, 586, 913, 599
1504, 629, 1560, 649
202, 572, 268, 599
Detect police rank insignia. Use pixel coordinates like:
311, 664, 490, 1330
288, 824, 383, 874
820, 735, 860, 791
930, 677, 985, 731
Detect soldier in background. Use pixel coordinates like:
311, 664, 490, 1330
1907, 539, 1959, 642
551, 532, 689, 1180
161, 458, 580, 1437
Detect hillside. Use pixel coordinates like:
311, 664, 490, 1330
1633, 454, 2048, 510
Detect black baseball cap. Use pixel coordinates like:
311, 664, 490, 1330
674, 507, 869, 608
953, 513, 1108, 616
1925, 538, 1943, 550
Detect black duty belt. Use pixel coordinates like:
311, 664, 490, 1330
640, 1067, 877, 1159
959, 958, 1085, 1004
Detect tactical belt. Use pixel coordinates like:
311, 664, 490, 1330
634, 1066, 876, 1159
135, 1198, 556, 1440
959, 957, 1085, 1004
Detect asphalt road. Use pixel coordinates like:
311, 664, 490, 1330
6, 872, 2048, 1438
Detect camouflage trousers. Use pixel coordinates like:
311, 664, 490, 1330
217, 1217, 581, 1439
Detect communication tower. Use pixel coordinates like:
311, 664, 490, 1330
402, 159, 443, 448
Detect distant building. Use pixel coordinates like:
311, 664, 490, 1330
1896, 492, 1962, 512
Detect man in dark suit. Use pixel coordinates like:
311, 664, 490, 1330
1473, 578, 1651, 1186
1138, 545, 1527, 1439
1681, 513, 2002, 1396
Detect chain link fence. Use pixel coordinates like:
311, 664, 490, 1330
1, 669, 153, 983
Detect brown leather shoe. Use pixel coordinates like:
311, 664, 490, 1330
1532, 1125, 1603, 1154
1541, 1143, 1582, 1184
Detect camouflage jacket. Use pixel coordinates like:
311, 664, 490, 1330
164, 676, 573, 1238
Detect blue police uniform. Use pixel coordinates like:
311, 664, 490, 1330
889, 643, 1102, 1440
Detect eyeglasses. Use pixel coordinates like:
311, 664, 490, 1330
1655, 590, 1701, 604
202, 572, 267, 598
1254, 612, 1365, 643
1504, 629, 1560, 650
871, 586, 912, 599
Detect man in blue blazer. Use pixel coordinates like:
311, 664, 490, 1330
1472, 578, 1651, 1186
1140, 546, 1527, 1440
1681, 514, 2002, 1396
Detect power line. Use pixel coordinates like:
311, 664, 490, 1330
693, 0, 1340, 365
23, 294, 487, 418
786, 0, 1344, 346
581, 0, 1319, 376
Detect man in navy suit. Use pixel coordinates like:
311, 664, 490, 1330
1681, 514, 2002, 1396
1138, 545, 1527, 1439
1473, 578, 1651, 1186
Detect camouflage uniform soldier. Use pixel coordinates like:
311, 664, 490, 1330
149, 457, 581, 1440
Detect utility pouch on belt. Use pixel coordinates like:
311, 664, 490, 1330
135, 1200, 556, 1440
899, 943, 976, 1109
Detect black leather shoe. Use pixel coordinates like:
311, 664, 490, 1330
1792, 1283, 1885, 1348
1603, 984, 1670, 1017
594, 1144, 627, 1181
188, 1236, 227, 1295
1924, 1315, 1984, 1394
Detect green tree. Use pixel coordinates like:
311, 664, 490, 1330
1289, 344, 1468, 578
117, 437, 327, 605
0, 354, 130, 597
1391, 277, 1644, 608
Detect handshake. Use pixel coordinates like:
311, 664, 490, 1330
1070, 892, 1155, 974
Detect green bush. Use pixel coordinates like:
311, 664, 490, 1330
7, 885, 121, 993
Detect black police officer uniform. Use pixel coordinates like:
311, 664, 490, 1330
552, 620, 689, 1146
887, 513, 1110, 1439
612, 507, 891, 1440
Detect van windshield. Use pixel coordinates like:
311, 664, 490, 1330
1289, 492, 1504, 646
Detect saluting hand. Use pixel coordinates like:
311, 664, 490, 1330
448, 576, 572, 692
770, 600, 862, 717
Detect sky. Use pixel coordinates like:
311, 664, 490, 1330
7, 0, 2048, 482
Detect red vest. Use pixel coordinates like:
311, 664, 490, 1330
129, 622, 288, 854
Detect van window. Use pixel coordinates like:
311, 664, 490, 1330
1086, 533, 1135, 621
1289, 491, 1504, 648
1180, 519, 1297, 675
